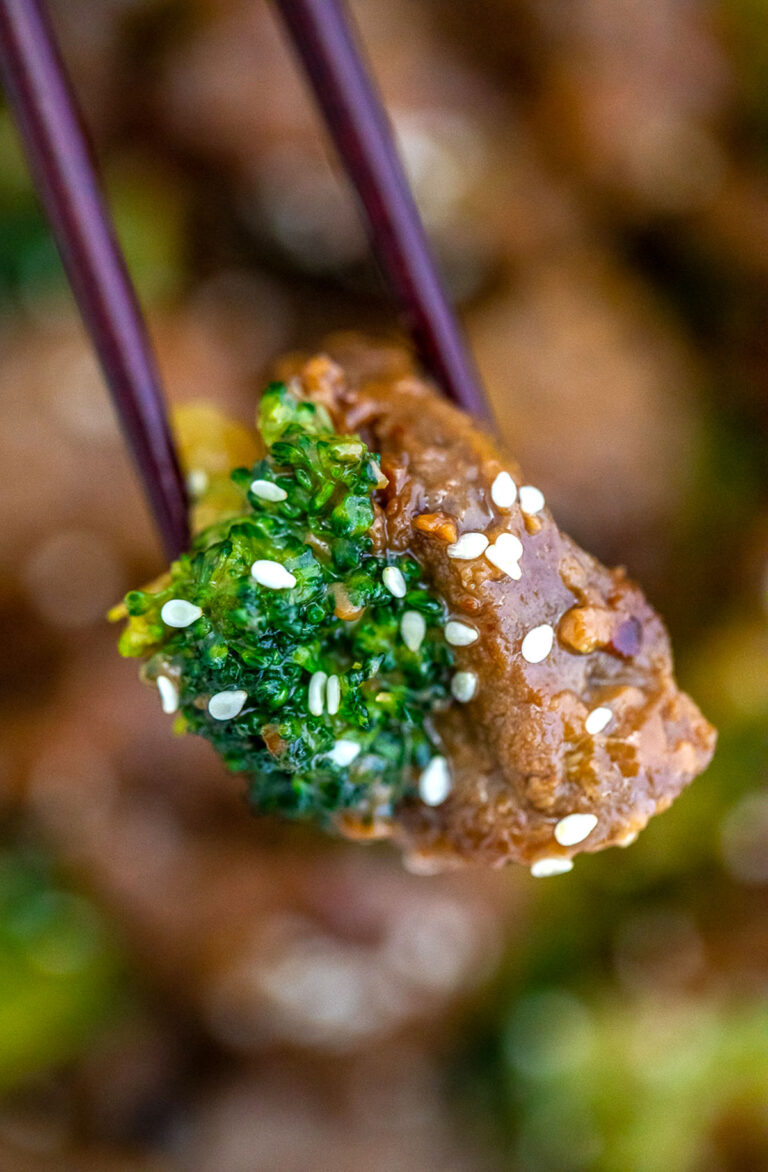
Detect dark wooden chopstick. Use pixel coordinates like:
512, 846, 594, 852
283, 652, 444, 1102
0, 0, 189, 560
272, 0, 493, 425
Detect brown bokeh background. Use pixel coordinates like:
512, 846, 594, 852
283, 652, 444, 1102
0, 2, 767, 1169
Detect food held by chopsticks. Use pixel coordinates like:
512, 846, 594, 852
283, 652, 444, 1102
113, 338, 715, 874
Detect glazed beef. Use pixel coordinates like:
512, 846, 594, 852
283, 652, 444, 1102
279, 339, 716, 872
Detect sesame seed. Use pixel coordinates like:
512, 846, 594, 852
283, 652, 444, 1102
491, 471, 517, 509
250, 478, 287, 502
186, 469, 209, 499
485, 532, 523, 580
445, 620, 479, 646
519, 485, 545, 515
326, 739, 361, 767
555, 813, 598, 846
530, 857, 574, 878
521, 623, 554, 663
383, 566, 407, 598
617, 831, 638, 848
585, 706, 612, 735
156, 675, 179, 714
451, 670, 478, 703
419, 756, 452, 806
447, 532, 489, 560
401, 610, 426, 652
326, 674, 340, 715
308, 671, 327, 716
161, 599, 202, 628
208, 689, 248, 720
251, 560, 297, 589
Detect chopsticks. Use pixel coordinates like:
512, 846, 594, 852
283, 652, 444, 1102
0, 0, 493, 562
0, 0, 189, 560
273, 0, 492, 424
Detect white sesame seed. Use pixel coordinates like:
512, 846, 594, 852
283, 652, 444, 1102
251, 559, 297, 589
383, 566, 407, 598
585, 706, 612, 735
446, 532, 489, 560
250, 478, 287, 502
401, 610, 426, 652
326, 739, 361, 767
491, 471, 517, 509
451, 670, 478, 703
186, 469, 209, 499
208, 689, 248, 720
519, 485, 545, 515
156, 675, 179, 714
308, 671, 328, 716
617, 831, 638, 848
554, 813, 598, 846
485, 532, 524, 580
419, 756, 452, 806
326, 674, 341, 715
521, 623, 554, 663
445, 620, 479, 646
530, 857, 574, 878
161, 599, 203, 628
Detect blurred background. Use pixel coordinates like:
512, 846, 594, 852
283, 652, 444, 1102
0, 1, 766, 1168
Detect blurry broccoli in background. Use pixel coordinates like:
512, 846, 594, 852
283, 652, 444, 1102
497, 988, 768, 1172
0, 847, 124, 1093
0, 109, 62, 307
0, 104, 187, 311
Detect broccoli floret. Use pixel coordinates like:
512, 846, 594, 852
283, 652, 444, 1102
116, 382, 453, 827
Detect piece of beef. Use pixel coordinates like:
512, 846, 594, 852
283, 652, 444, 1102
278, 338, 716, 872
